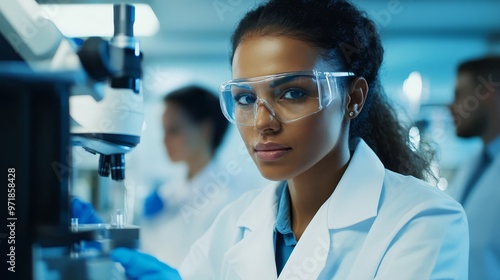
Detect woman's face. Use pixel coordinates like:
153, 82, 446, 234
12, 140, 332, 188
162, 102, 207, 162
232, 35, 348, 181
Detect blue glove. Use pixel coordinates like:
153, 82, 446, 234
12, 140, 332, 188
111, 247, 181, 280
71, 196, 104, 224
143, 188, 165, 218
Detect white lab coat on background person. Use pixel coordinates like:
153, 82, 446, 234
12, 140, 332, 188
179, 139, 469, 280
140, 158, 266, 268
446, 136, 500, 280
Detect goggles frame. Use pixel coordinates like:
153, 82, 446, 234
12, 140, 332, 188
219, 70, 355, 126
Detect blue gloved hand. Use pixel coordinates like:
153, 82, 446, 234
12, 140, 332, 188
71, 196, 104, 224
143, 187, 165, 218
111, 247, 181, 280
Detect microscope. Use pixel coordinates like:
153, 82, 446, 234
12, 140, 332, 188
71, 3, 143, 181
0, 1, 144, 279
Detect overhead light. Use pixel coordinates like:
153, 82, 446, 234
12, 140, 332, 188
40, 4, 159, 37
403, 71, 423, 117
403, 71, 423, 104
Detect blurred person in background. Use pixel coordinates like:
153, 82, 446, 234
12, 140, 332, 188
448, 56, 500, 280
140, 85, 265, 268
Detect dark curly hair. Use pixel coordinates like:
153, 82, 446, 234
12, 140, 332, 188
230, 0, 435, 180
164, 85, 229, 154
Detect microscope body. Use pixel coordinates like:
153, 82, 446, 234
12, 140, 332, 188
70, 85, 144, 180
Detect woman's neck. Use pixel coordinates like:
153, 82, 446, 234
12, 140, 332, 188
287, 145, 350, 240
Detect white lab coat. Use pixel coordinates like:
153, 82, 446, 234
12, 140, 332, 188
179, 139, 469, 279
446, 146, 500, 280
140, 159, 267, 268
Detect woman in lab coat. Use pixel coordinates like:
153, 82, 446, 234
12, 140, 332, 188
112, 0, 469, 279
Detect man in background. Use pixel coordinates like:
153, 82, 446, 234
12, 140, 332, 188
448, 56, 500, 280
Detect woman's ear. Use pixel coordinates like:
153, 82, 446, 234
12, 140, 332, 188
346, 77, 369, 119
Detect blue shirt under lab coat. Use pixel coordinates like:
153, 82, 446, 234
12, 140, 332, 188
273, 183, 296, 276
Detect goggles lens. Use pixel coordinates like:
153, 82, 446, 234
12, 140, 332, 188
219, 71, 355, 126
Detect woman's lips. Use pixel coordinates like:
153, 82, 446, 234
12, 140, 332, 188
254, 142, 291, 161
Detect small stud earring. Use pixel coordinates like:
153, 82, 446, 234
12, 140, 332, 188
349, 111, 355, 117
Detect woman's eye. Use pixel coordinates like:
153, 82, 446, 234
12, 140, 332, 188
234, 93, 257, 105
282, 89, 306, 100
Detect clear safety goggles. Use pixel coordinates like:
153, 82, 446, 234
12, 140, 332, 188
219, 70, 355, 126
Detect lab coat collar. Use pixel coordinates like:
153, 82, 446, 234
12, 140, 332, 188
226, 139, 385, 279
226, 182, 283, 279
327, 138, 385, 228
235, 181, 284, 229
279, 139, 385, 279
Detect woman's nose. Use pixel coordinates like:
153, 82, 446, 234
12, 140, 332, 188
253, 100, 281, 133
